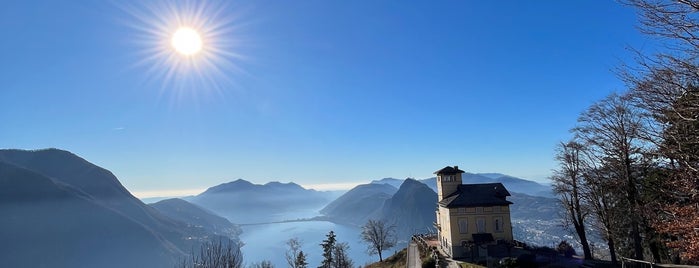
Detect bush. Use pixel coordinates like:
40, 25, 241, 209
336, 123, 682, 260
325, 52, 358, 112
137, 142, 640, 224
498, 257, 517, 268
556, 241, 576, 258
421, 257, 435, 268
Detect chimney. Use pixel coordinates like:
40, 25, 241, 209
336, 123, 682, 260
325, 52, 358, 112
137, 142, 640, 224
454, 165, 459, 170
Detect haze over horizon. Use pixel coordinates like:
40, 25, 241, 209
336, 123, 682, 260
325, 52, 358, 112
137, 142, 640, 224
1, 1, 653, 195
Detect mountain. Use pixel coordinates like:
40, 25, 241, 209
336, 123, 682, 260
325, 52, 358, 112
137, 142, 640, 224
325, 179, 436, 238
417, 173, 552, 198
319, 183, 398, 225
377, 179, 437, 238
150, 198, 242, 239
485, 173, 553, 197
190, 179, 334, 223
0, 149, 201, 268
369, 178, 405, 189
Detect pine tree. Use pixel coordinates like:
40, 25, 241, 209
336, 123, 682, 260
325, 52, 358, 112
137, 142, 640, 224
319, 231, 336, 268
295, 251, 308, 268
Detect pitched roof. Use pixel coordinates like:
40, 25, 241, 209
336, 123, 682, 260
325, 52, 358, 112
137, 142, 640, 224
433, 166, 465, 175
438, 183, 512, 208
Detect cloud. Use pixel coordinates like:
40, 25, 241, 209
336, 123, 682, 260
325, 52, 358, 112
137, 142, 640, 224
131, 188, 206, 198
301, 182, 362, 191
113, 127, 126, 131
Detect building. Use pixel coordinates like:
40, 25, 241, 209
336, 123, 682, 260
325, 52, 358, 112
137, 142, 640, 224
433, 166, 514, 260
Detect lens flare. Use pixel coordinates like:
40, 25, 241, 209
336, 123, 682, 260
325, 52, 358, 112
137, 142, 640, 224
116, 0, 249, 104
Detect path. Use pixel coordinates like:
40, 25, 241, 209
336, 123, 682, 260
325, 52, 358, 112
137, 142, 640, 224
407, 241, 421, 268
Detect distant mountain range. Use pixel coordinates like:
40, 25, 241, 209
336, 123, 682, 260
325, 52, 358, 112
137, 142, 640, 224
189, 179, 335, 224
0, 149, 240, 268
371, 172, 553, 198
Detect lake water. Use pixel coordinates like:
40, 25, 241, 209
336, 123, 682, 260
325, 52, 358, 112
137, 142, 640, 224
240, 221, 398, 267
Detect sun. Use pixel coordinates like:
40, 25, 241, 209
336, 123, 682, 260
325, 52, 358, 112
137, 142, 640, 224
117, 0, 248, 103
171, 27, 202, 56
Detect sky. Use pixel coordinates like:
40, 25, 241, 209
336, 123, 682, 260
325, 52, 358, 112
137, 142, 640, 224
0, 1, 653, 197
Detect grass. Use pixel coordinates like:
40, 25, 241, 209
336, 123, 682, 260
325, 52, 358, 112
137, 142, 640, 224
457, 262, 486, 268
364, 248, 407, 268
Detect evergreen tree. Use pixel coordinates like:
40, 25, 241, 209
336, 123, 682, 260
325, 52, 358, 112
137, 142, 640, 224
295, 251, 308, 268
319, 231, 336, 268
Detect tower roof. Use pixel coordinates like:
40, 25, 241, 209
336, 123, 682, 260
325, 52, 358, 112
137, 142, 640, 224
438, 183, 512, 208
433, 165, 465, 175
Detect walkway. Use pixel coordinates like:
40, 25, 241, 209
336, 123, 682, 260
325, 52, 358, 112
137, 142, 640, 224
407, 241, 421, 268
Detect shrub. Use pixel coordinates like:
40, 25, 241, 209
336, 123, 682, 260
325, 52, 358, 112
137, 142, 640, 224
556, 241, 576, 258
421, 257, 435, 268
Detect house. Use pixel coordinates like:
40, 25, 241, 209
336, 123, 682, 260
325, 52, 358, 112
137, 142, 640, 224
433, 166, 514, 260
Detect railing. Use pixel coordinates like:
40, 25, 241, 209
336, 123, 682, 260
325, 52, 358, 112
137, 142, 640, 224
621, 257, 699, 268
411, 234, 442, 263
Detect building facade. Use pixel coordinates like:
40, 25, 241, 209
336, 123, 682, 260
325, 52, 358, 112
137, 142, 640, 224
434, 166, 514, 259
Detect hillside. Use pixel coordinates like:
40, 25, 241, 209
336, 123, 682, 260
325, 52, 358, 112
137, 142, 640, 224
150, 198, 242, 239
0, 149, 238, 268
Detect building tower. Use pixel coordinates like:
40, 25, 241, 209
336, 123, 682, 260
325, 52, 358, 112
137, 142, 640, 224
434, 165, 464, 201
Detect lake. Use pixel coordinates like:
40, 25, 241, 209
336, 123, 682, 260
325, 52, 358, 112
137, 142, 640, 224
240, 220, 401, 267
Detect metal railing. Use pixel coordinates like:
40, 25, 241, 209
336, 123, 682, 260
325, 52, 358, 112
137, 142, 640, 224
621, 257, 699, 268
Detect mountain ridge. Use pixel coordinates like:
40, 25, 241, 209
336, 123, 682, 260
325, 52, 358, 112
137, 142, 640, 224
0, 149, 241, 268
191, 178, 334, 223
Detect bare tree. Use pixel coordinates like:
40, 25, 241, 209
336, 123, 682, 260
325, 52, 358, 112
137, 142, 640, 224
249, 260, 274, 268
551, 140, 593, 260
285, 238, 302, 268
574, 93, 648, 260
179, 239, 243, 268
583, 165, 623, 264
332, 242, 354, 268
617, 0, 699, 262
360, 219, 396, 262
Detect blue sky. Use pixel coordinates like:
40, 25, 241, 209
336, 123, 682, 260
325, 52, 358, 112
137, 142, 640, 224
0, 1, 650, 196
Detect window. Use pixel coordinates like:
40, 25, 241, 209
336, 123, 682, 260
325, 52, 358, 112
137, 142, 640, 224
458, 218, 468, 234
494, 216, 503, 232
484, 207, 493, 212
476, 207, 483, 213
476, 217, 486, 233
458, 208, 466, 214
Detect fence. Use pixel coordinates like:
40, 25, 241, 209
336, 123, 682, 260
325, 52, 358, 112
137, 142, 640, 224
621, 257, 699, 268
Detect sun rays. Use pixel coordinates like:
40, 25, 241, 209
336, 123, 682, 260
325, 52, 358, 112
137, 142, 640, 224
117, 0, 249, 104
